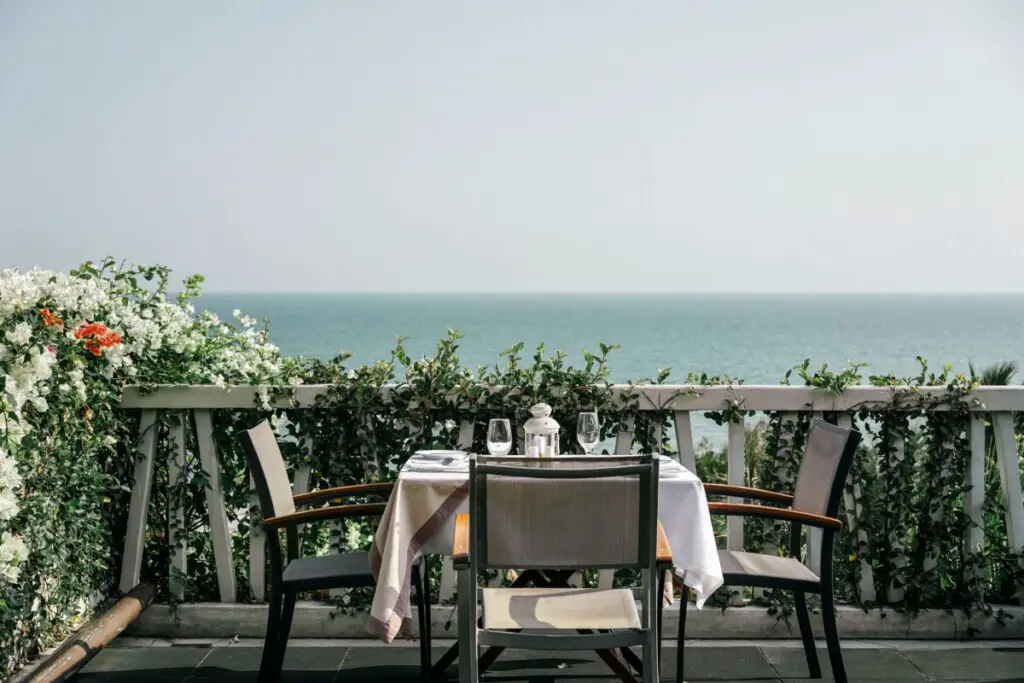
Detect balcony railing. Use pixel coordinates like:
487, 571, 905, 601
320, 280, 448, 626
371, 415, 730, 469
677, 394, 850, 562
118, 384, 1024, 608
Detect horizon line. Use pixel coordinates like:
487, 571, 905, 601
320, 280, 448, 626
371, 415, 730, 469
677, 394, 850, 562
194, 290, 1024, 296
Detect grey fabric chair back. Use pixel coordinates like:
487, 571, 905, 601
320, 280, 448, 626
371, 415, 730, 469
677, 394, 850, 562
469, 455, 658, 571
239, 420, 296, 520
791, 419, 861, 518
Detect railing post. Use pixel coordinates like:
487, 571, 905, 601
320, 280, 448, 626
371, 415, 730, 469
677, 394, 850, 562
168, 411, 188, 601
119, 410, 159, 593
993, 413, 1024, 601
726, 417, 746, 605
292, 435, 313, 549
886, 430, 908, 604
726, 418, 746, 551
249, 474, 266, 602
673, 411, 696, 473
195, 409, 237, 603
837, 413, 875, 603
965, 416, 987, 580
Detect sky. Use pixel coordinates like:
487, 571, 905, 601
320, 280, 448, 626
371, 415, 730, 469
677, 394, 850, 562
1, 1, 1022, 293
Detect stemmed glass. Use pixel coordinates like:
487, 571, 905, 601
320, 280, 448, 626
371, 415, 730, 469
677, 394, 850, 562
577, 411, 599, 455
487, 419, 513, 456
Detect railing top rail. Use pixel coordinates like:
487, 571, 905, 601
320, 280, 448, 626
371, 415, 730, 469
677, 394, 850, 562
119, 384, 1024, 412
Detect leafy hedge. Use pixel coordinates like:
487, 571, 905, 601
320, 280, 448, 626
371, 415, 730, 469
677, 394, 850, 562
1, 259, 1022, 676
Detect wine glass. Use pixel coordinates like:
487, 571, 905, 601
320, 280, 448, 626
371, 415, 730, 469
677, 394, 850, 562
487, 419, 513, 456
577, 411, 599, 455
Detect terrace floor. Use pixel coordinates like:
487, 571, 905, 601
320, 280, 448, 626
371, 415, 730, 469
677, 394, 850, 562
48, 638, 1024, 683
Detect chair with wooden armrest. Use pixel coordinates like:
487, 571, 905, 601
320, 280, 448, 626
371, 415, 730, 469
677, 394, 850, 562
674, 419, 861, 683
455, 455, 666, 683
240, 420, 432, 682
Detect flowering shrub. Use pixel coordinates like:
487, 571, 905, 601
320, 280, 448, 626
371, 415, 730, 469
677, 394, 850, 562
1, 258, 1022, 677
0, 258, 299, 676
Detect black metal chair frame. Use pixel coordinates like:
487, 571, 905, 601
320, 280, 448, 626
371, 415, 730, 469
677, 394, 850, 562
239, 422, 432, 682
674, 419, 862, 683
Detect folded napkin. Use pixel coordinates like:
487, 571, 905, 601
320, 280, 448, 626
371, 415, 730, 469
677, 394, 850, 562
403, 455, 469, 473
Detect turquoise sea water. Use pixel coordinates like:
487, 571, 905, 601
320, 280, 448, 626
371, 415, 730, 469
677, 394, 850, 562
200, 293, 1024, 383
198, 293, 1024, 443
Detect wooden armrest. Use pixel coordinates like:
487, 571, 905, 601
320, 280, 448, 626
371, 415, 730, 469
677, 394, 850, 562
263, 502, 387, 530
453, 512, 470, 568
293, 482, 394, 506
656, 521, 673, 566
703, 484, 794, 505
708, 502, 842, 530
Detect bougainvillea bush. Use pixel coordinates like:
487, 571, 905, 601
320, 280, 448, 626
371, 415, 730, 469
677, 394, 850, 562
0, 259, 301, 676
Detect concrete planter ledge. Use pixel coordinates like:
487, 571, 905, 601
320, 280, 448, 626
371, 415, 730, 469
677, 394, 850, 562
127, 602, 1024, 641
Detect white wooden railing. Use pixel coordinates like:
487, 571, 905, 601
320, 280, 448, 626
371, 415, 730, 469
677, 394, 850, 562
118, 385, 1024, 605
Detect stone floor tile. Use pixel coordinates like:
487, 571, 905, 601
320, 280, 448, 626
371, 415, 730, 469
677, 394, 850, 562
902, 647, 1024, 681
190, 647, 350, 679
74, 647, 209, 682
761, 645, 926, 680
655, 645, 779, 680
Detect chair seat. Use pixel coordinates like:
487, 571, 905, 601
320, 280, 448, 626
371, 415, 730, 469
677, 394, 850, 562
718, 549, 820, 586
283, 551, 375, 592
481, 587, 641, 631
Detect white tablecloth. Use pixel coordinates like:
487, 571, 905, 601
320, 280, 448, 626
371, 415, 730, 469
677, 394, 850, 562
368, 455, 723, 643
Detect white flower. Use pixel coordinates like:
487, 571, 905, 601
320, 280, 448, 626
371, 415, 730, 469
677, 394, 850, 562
58, 383, 71, 393
0, 453, 21, 491
345, 522, 363, 551
232, 309, 242, 318
6, 322, 32, 346
270, 412, 290, 435
0, 533, 28, 584
30, 396, 48, 412
0, 489, 19, 521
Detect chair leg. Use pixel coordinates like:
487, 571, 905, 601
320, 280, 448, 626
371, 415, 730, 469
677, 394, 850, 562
643, 626, 657, 683
457, 569, 478, 683
274, 589, 297, 676
656, 569, 666, 669
413, 559, 432, 679
821, 588, 847, 683
675, 587, 688, 683
259, 579, 284, 682
794, 591, 821, 678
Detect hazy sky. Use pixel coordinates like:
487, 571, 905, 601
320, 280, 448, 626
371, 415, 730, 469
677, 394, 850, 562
1, 2, 1022, 292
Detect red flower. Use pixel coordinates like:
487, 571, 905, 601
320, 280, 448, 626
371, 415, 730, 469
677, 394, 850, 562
39, 308, 63, 328
74, 321, 122, 357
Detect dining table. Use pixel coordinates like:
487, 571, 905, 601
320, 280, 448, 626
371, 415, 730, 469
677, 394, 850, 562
368, 452, 724, 680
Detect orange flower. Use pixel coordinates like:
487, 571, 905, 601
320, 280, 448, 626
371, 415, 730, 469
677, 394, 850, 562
74, 321, 122, 357
39, 308, 63, 328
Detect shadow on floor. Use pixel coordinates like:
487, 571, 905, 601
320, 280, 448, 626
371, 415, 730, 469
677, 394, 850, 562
66, 643, 1024, 683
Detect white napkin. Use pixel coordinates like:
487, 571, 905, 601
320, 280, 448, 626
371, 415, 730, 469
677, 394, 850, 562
403, 454, 469, 473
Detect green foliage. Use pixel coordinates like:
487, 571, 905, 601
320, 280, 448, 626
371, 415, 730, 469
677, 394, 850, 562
2, 259, 1024, 677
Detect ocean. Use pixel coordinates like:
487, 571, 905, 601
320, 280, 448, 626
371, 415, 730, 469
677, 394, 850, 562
200, 293, 1024, 382
197, 293, 1024, 444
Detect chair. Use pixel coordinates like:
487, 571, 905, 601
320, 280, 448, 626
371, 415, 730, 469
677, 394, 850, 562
239, 420, 432, 682
454, 455, 670, 683
673, 419, 861, 683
